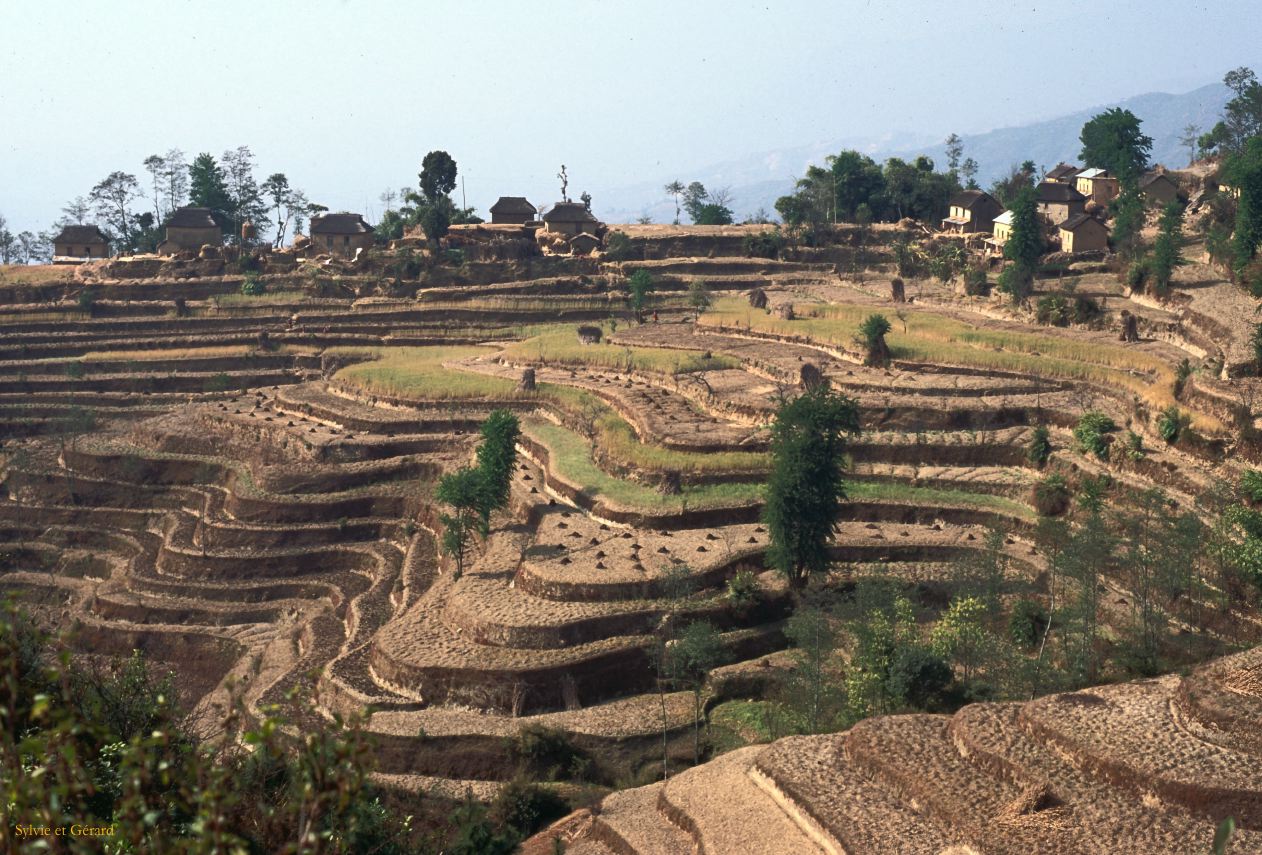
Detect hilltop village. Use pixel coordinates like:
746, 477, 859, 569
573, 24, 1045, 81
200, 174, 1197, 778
3, 69, 1262, 854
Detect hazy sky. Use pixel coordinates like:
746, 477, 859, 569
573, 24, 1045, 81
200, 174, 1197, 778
2, 0, 1257, 233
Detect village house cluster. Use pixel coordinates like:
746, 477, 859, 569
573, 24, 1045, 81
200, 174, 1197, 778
943, 163, 1185, 257
49, 189, 608, 264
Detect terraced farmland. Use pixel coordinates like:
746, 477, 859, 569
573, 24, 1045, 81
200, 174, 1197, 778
3, 226, 1261, 850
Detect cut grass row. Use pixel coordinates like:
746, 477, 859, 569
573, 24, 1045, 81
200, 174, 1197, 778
700, 297, 1218, 432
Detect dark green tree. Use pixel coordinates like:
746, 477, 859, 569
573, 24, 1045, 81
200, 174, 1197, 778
1223, 136, 1262, 276
420, 150, 458, 203
475, 409, 521, 531
627, 269, 654, 320
188, 153, 232, 230
763, 385, 862, 589
1149, 201, 1185, 296
418, 202, 452, 246
1110, 185, 1146, 261
999, 185, 1041, 303
1078, 108, 1153, 182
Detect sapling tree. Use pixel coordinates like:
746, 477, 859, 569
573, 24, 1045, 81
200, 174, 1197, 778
663, 620, 726, 765
435, 467, 485, 578
475, 409, 521, 532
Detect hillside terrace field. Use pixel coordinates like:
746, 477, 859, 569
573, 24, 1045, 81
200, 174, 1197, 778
2, 223, 1261, 852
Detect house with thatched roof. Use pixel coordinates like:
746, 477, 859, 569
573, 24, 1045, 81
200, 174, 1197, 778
1035, 182, 1087, 225
310, 213, 375, 257
568, 232, 601, 256
1139, 172, 1180, 206
489, 197, 537, 225
1057, 213, 1109, 254
542, 202, 600, 236
1045, 163, 1081, 184
1074, 168, 1120, 205
52, 225, 110, 261
941, 190, 1003, 234
161, 207, 222, 254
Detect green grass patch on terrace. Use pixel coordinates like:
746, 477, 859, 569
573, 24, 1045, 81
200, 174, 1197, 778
700, 297, 1218, 432
500, 327, 739, 375
330, 345, 766, 475
524, 419, 764, 510
210, 290, 309, 307
846, 480, 1033, 520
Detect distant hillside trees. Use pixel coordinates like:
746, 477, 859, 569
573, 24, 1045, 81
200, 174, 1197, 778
676, 182, 734, 225
382, 149, 483, 245
1199, 67, 1262, 158
988, 160, 1038, 208
89, 171, 141, 252
1224, 136, 1262, 277
774, 150, 961, 238
1078, 108, 1152, 183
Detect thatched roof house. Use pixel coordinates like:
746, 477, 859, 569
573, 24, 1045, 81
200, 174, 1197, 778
52, 225, 110, 260
310, 213, 375, 257
942, 189, 1004, 234
1139, 172, 1180, 206
489, 197, 538, 225
1057, 213, 1109, 254
162, 207, 222, 254
1035, 182, 1087, 224
1045, 163, 1081, 183
542, 202, 600, 236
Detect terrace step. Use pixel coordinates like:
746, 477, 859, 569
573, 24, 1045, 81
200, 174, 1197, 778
657, 745, 825, 855
1019, 675, 1262, 827
588, 782, 695, 855
949, 701, 1250, 851
752, 734, 950, 854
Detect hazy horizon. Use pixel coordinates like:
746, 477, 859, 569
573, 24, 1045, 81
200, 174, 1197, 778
3, 0, 1259, 235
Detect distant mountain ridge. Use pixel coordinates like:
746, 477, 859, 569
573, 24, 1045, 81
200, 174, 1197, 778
594, 81, 1233, 224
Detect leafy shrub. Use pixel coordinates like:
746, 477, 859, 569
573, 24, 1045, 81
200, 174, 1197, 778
725, 569, 760, 610
742, 229, 785, 259
963, 266, 990, 296
77, 287, 99, 315
1123, 430, 1145, 461
1126, 258, 1150, 291
1026, 425, 1052, 467
240, 272, 265, 296
1072, 411, 1116, 459
1008, 598, 1049, 648
604, 230, 637, 261
1032, 473, 1070, 516
1157, 405, 1188, 444
1173, 358, 1193, 397
204, 372, 232, 393
888, 646, 954, 711
1242, 469, 1262, 504
510, 725, 592, 782
1036, 294, 1101, 327
1035, 294, 1069, 326
858, 313, 892, 366
488, 777, 570, 841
